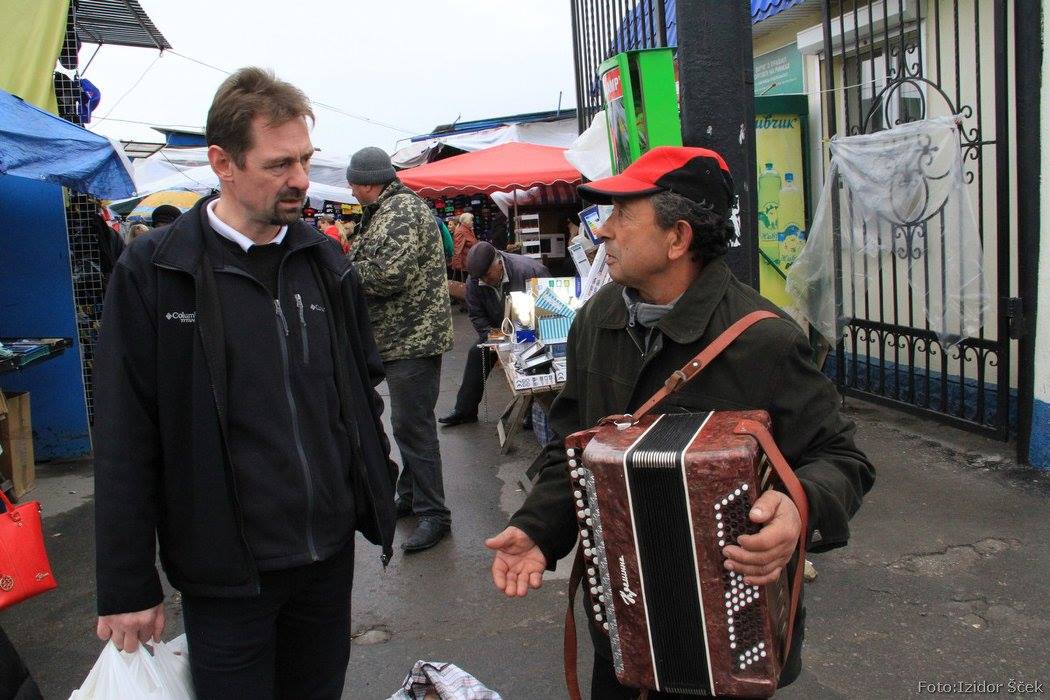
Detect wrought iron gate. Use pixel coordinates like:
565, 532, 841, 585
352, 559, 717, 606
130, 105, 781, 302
820, 0, 1018, 438
570, 0, 670, 133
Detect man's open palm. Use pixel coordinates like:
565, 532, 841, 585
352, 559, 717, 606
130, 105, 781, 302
486, 526, 547, 597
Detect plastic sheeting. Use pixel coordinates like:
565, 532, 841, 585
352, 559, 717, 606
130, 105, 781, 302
0, 0, 69, 114
390, 118, 579, 169
120, 164, 357, 208
786, 117, 990, 348
564, 108, 613, 182
0, 87, 137, 199
133, 147, 354, 189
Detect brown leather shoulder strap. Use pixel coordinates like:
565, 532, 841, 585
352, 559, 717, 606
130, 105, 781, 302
564, 548, 586, 700
600, 310, 780, 427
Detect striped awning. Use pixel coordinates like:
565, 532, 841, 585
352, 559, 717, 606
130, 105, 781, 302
75, 0, 171, 50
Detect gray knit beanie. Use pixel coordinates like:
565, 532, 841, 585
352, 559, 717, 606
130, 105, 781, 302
346, 146, 396, 185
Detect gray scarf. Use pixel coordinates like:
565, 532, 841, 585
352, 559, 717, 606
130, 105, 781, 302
623, 287, 679, 328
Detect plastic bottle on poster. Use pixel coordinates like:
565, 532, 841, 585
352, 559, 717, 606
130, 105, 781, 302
778, 172, 805, 266
757, 162, 782, 240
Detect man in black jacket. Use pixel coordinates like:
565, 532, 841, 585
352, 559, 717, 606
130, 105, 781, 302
93, 68, 396, 699
439, 242, 549, 426
486, 147, 874, 698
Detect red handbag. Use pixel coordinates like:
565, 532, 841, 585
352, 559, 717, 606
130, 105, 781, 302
0, 489, 57, 609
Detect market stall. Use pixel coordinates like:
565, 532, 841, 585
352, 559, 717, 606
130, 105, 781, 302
397, 142, 583, 265
1, 86, 138, 463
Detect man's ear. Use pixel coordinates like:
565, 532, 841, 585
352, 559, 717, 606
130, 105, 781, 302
208, 144, 235, 183
666, 219, 694, 262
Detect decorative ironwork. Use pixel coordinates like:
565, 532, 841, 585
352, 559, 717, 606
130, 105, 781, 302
823, 0, 1014, 438
570, 0, 669, 133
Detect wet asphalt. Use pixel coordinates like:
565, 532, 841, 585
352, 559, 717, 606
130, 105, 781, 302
2, 311, 1048, 698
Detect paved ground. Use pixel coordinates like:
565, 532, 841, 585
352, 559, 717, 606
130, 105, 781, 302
2, 311, 1048, 698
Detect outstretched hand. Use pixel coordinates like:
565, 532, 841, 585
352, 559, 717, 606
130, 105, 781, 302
721, 489, 802, 586
486, 526, 547, 597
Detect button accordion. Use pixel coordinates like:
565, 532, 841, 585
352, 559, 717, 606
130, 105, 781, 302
564, 409, 808, 698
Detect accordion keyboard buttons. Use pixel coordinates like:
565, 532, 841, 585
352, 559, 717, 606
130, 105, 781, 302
568, 447, 609, 630
716, 482, 767, 669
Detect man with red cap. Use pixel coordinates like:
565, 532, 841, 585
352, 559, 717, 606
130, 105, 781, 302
486, 147, 874, 697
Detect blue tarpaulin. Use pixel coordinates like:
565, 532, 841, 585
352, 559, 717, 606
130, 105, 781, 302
0, 87, 136, 199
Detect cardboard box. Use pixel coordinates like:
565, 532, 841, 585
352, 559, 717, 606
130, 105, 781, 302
0, 392, 35, 498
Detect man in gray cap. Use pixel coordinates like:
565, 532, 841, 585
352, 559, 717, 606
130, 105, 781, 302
439, 242, 549, 426
346, 146, 454, 552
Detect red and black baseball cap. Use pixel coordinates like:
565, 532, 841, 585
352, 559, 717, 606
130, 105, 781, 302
578, 146, 736, 216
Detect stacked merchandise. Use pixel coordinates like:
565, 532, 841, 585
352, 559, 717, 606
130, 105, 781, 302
426, 195, 496, 241
532, 288, 575, 355
501, 279, 583, 391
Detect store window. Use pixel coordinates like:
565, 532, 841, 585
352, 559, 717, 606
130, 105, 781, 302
841, 30, 924, 133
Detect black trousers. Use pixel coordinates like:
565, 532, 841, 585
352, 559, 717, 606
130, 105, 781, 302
181, 540, 355, 700
453, 342, 497, 416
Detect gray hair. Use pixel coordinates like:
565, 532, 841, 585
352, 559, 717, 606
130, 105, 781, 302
649, 190, 733, 264
458, 213, 474, 227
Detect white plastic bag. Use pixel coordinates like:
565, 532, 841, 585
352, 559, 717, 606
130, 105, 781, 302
786, 116, 990, 348
388, 660, 502, 700
69, 635, 194, 700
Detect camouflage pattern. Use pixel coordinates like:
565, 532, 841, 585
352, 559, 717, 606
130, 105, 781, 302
349, 179, 453, 362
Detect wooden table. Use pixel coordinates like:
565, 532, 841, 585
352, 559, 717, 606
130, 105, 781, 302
490, 345, 565, 454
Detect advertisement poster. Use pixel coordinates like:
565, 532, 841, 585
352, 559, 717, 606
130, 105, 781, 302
755, 112, 806, 309
753, 44, 805, 97
601, 66, 631, 174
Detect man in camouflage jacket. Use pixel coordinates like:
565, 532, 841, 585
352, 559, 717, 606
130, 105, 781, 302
347, 146, 454, 552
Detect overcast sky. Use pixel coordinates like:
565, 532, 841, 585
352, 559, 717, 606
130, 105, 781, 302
84, 0, 576, 160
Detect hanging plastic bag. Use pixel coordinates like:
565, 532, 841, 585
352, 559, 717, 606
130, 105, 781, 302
388, 660, 502, 700
69, 635, 194, 700
786, 116, 990, 348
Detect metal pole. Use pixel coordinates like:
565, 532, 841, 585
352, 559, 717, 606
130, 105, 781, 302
570, 0, 586, 134
993, 0, 1012, 441
653, 0, 667, 47
675, 0, 758, 287
1012, 0, 1040, 459
822, 0, 847, 386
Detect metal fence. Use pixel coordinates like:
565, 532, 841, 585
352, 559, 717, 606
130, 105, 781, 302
58, 1, 104, 424
570, 0, 670, 133
820, 0, 1018, 438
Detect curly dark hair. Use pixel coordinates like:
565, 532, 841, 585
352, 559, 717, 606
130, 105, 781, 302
650, 191, 735, 264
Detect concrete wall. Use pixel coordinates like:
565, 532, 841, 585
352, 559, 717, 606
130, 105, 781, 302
1029, 12, 1050, 469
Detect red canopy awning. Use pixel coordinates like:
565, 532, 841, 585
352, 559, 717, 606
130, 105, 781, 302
396, 142, 582, 197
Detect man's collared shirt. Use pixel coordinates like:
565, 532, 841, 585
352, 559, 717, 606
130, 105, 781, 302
207, 199, 288, 251
478, 253, 511, 303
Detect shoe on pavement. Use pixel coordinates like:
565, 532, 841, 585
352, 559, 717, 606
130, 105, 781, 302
401, 517, 450, 552
394, 497, 413, 519
438, 412, 478, 426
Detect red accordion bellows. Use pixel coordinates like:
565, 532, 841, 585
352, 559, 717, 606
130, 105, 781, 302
564, 409, 806, 698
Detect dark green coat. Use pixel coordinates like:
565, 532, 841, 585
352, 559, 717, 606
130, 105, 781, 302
510, 257, 875, 567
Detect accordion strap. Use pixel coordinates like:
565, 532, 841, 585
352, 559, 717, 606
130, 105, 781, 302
599, 310, 780, 428
732, 418, 810, 666
564, 548, 585, 700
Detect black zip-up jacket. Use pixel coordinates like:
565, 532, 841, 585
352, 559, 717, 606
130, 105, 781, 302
93, 197, 397, 615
